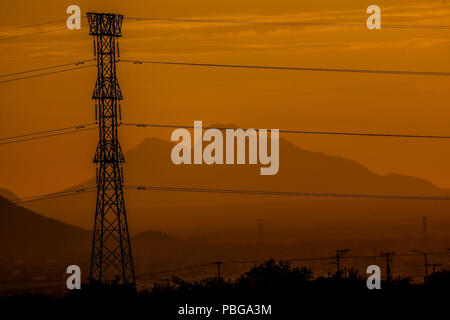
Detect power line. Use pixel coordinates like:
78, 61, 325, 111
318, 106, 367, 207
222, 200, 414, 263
124, 17, 450, 30
137, 262, 216, 278
119, 59, 450, 77
0, 187, 96, 208
13, 188, 95, 202
2, 120, 449, 149
0, 64, 96, 83
4, 184, 450, 210
3, 117, 449, 150
224, 256, 334, 264
0, 27, 68, 41
290, 256, 336, 262
4, 250, 447, 292
125, 185, 450, 201
341, 251, 450, 260
0, 15, 87, 33
0, 123, 96, 142
0, 16, 87, 41
0, 59, 94, 78
0, 127, 96, 146
0, 283, 66, 293
121, 122, 450, 140
135, 250, 450, 279
0, 19, 69, 32
3, 249, 447, 291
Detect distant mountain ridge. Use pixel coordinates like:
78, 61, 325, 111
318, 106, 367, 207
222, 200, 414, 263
20, 132, 450, 240
0, 196, 90, 259
0, 188, 17, 201
0, 195, 184, 260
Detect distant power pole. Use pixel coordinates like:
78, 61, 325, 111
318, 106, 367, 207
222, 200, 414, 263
335, 249, 349, 278
430, 263, 441, 274
420, 251, 428, 282
215, 261, 222, 287
87, 12, 135, 288
411, 249, 433, 282
380, 252, 395, 282
422, 252, 429, 282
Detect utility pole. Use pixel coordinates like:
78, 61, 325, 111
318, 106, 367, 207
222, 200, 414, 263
411, 250, 429, 282
87, 12, 136, 288
335, 249, 349, 278
215, 261, 222, 287
430, 263, 441, 274
380, 252, 395, 282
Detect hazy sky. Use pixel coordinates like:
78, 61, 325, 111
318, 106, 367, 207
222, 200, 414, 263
0, 0, 449, 197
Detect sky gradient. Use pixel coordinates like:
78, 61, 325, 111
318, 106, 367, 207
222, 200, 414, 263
0, 0, 449, 197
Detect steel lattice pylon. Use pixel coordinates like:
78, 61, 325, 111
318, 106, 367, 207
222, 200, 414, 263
87, 12, 135, 288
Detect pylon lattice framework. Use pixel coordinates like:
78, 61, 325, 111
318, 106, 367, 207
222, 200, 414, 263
87, 12, 135, 288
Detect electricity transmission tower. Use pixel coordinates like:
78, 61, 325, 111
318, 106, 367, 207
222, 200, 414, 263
87, 12, 135, 288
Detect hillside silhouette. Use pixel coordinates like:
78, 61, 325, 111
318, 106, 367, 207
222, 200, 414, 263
0, 189, 17, 201
0, 196, 182, 260
20, 133, 450, 240
0, 196, 89, 259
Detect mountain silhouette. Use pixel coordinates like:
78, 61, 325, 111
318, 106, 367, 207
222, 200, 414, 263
0, 188, 17, 201
22, 132, 450, 240
134, 230, 179, 243
0, 194, 184, 261
0, 196, 89, 259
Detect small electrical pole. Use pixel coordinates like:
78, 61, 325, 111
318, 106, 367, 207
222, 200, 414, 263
430, 263, 441, 274
380, 252, 395, 282
411, 249, 429, 282
215, 261, 222, 287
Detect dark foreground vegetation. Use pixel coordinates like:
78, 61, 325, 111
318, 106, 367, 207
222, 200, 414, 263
2, 260, 449, 317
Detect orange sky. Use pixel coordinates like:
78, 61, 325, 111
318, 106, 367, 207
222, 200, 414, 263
0, 0, 449, 197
